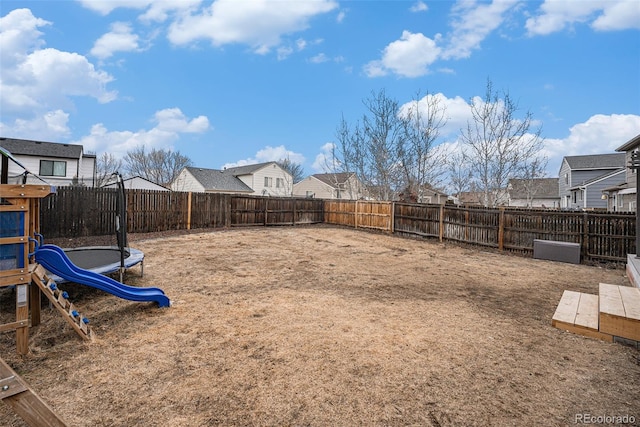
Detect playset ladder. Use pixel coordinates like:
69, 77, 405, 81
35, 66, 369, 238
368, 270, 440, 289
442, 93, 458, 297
0, 357, 68, 426
30, 265, 93, 341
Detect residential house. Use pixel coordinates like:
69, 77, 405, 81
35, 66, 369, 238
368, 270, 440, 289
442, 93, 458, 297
558, 153, 626, 210
601, 133, 640, 212
507, 178, 560, 208
102, 176, 170, 191
0, 137, 96, 186
293, 172, 366, 200
171, 162, 293, 196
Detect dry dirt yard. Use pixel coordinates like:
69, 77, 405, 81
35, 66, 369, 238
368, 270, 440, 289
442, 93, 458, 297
0, 225, 639, 426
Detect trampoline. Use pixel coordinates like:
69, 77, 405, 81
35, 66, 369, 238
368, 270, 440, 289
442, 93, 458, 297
63, 246, 144, 276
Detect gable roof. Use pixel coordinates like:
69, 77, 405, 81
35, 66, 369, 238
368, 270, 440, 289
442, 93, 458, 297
223, 162, 277, 176
0, 137, 93, 159
568, 168, 625, 190
616, 133, 640, 152
311, 172, 355, 188
185, 166, 253, 192
509, 178, 559, 199
563, 153, 625, 170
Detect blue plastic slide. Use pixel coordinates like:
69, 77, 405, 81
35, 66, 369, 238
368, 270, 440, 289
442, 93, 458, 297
34, 244, 170, 308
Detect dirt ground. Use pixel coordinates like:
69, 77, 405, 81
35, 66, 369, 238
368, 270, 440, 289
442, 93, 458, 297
0, 225, 639, 426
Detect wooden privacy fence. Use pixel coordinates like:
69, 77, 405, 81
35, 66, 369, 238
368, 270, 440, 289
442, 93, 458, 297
39, 188, 324, 238
390, 202, 635, 263
38, 188, 636, 263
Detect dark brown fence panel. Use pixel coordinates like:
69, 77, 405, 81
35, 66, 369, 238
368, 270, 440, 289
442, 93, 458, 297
324, 200, 356, 227
190, 192, 231, 229
394, 203, 441, 238
502, 210, 583, 255
127, 190, 189, 233
40, 186, 119, 238
584, 212, 636, 262
230, 196, 266, 226
294, 198, 324, 224
442, 205, 500, 248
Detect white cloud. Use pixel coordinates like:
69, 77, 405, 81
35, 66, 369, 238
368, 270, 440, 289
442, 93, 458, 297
364, 30, 441, 78
542, 114, 640, 174
153, 108, 210, 133
224, 145, 305, 169
0, 8, 117, 118
526, 0, 640, 36
310, 53, 329, 63
442, 0, 519, 60
399, 93, 474, 138
336, 10, 347, 23
312, 142, 338, 172
410, 1, 428, 13
91, 22, 142, 59
167, 0, 337, 54
0, 110, 71, 141
76, 0, 154, 16
73, 108, 210, 159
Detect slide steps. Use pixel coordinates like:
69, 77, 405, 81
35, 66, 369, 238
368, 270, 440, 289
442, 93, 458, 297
552, 283, 640, 346
30, 264, 93, 341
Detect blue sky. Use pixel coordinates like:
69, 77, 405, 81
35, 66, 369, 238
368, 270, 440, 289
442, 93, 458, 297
1, 0, 639, 180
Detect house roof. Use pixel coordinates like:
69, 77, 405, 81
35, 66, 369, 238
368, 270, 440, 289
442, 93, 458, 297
223, 162, 276, 176
509, 178, 559, 199
0, 137, 94, 159
616, 133, 640, 152
563, 153, 625, 170
311, 172, 355, 188
568, 168, 625, 190
185, 167, 253, 192
102, 176, 168, 190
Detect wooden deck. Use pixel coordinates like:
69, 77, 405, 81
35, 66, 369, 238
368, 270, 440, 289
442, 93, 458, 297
552, 284, 640, 344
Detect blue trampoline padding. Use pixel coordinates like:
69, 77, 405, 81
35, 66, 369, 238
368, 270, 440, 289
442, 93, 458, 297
35, 244, 169, 308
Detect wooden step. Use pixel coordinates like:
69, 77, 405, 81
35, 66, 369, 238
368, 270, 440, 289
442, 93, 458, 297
599, 283, 640, 342
552, 290, 613, 342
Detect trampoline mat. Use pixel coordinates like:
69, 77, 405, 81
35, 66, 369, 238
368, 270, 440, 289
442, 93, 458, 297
63, 246, 142, 272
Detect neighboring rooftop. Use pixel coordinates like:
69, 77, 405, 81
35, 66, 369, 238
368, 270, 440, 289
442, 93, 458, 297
185, 166, 253, 192
0, 137, 94, 158
563, 153, 625, 170
311, 172, 355, 187
509, 178, 559, 199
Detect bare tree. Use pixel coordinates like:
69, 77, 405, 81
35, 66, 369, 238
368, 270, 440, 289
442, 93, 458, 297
277, 157, 305, 183
460, 78, 545, 207
397, 91, 449, 202
123, 146, 192, 187
95, 152, 123, 187
334, 90, 405, 200
446, 149, 473, 199
515, 155, 549, 208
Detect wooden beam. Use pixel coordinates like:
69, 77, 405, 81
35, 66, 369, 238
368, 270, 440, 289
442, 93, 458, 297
0, 185, 54, 199
0, 358, 68, 427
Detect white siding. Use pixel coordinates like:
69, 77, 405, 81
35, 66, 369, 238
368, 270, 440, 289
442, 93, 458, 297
10, 154, 80, 186
244, 164, 292, 196
293, 177, 334, 199
78, 156, 96, 186
170, 169, 206, 192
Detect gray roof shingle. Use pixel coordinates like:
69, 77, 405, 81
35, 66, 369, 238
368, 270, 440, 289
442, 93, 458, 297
509, 178, 559, 199
564, 153, 625, 170
312, 172, 354, 188
186, 167, 253, 192
0, 137, 93, 159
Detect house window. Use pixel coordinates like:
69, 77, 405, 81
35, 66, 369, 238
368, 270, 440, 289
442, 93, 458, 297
276, 178, 284, 188
40, 160, 66, 177
264, 177, 272, 187
564, 173, 569, 184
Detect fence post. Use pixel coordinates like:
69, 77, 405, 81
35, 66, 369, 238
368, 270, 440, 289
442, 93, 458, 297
264, 198, 268, 226
355, 200, 359, 229
389, 202, 395, 234
187, 192, 192, 230
439, 204, 444, 243
582, 212, 589, 261
498, 207, 505, 251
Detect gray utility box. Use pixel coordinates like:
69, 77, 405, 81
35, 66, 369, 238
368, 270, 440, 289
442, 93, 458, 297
533, 239, 581, 264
